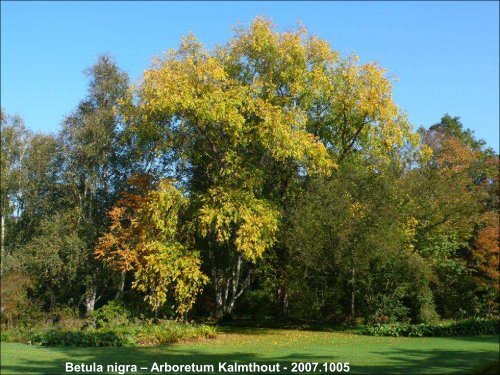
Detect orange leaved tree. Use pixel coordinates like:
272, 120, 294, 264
95, 174, 207, 318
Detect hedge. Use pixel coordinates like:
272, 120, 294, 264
361, 318, 499, 337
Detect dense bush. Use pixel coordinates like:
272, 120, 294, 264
0, 265, 44, 329
29, 328, 136, 347
89, 301, 132, 329
362, 318, 499, 337
0, 328, 29, 343
1, 320, 217, 347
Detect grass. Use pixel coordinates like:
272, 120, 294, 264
1, 327, 498, 374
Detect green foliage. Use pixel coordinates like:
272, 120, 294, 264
410, 120, 499, 319
0, 257, 44, 328
362, 318, 500, 337
1, 320, 216, 347
2, 18, 499, 328
19, 211, 86, 309
0, 111, 30, 229
29, 329, 137, 347
429, 114, 488, 153
89, 301, 132, 329
285, 161, 438, 322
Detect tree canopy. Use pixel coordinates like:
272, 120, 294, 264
1, 18, 497, 324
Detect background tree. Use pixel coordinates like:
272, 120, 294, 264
407, 116, 498, 318
0, 111, 30, 274
20, 211, 85, 310
286, 160, 435, 323
2, 55, 131, 317
59, 54, 129, 315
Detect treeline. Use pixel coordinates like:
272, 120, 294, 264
1, 18, 498, 326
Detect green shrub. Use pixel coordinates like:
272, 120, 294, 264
1, 319, 217, 347
0, 329, 28, 342
89, 301, 132, 329
29, 329, 136, 347
362, 318, 500, 337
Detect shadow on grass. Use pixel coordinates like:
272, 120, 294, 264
353, 347, 499, 374
2, 341, 499, 375
213, 318, 349, 333
442, 335, 500, 344
2, 330, 499, 375
1, 347, 335, 374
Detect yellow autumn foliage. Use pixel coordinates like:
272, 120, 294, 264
122, 17, 428, 272
96, 177, 207, 316
197, 187, 280, 262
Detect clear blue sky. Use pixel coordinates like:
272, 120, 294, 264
2, 1, 499, 150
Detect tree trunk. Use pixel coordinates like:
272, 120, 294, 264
84, 285, 97, 317
114, 271, 126, 300
215, 290, 223, 319
212, 266, 224, 319
0, 214, 5, 276
226, 257, 251, 315
49, 291, 56, 312
212, 255, 251, 318
350, 266, 356, 320
0, 215, 5, 276
276, 285, 289, 320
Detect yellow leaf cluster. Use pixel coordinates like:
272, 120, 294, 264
122, 17, 428, 269
197, 187, 280, 262
95, 176, 207, 315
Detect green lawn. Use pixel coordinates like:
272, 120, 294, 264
1, 328, 498, 374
